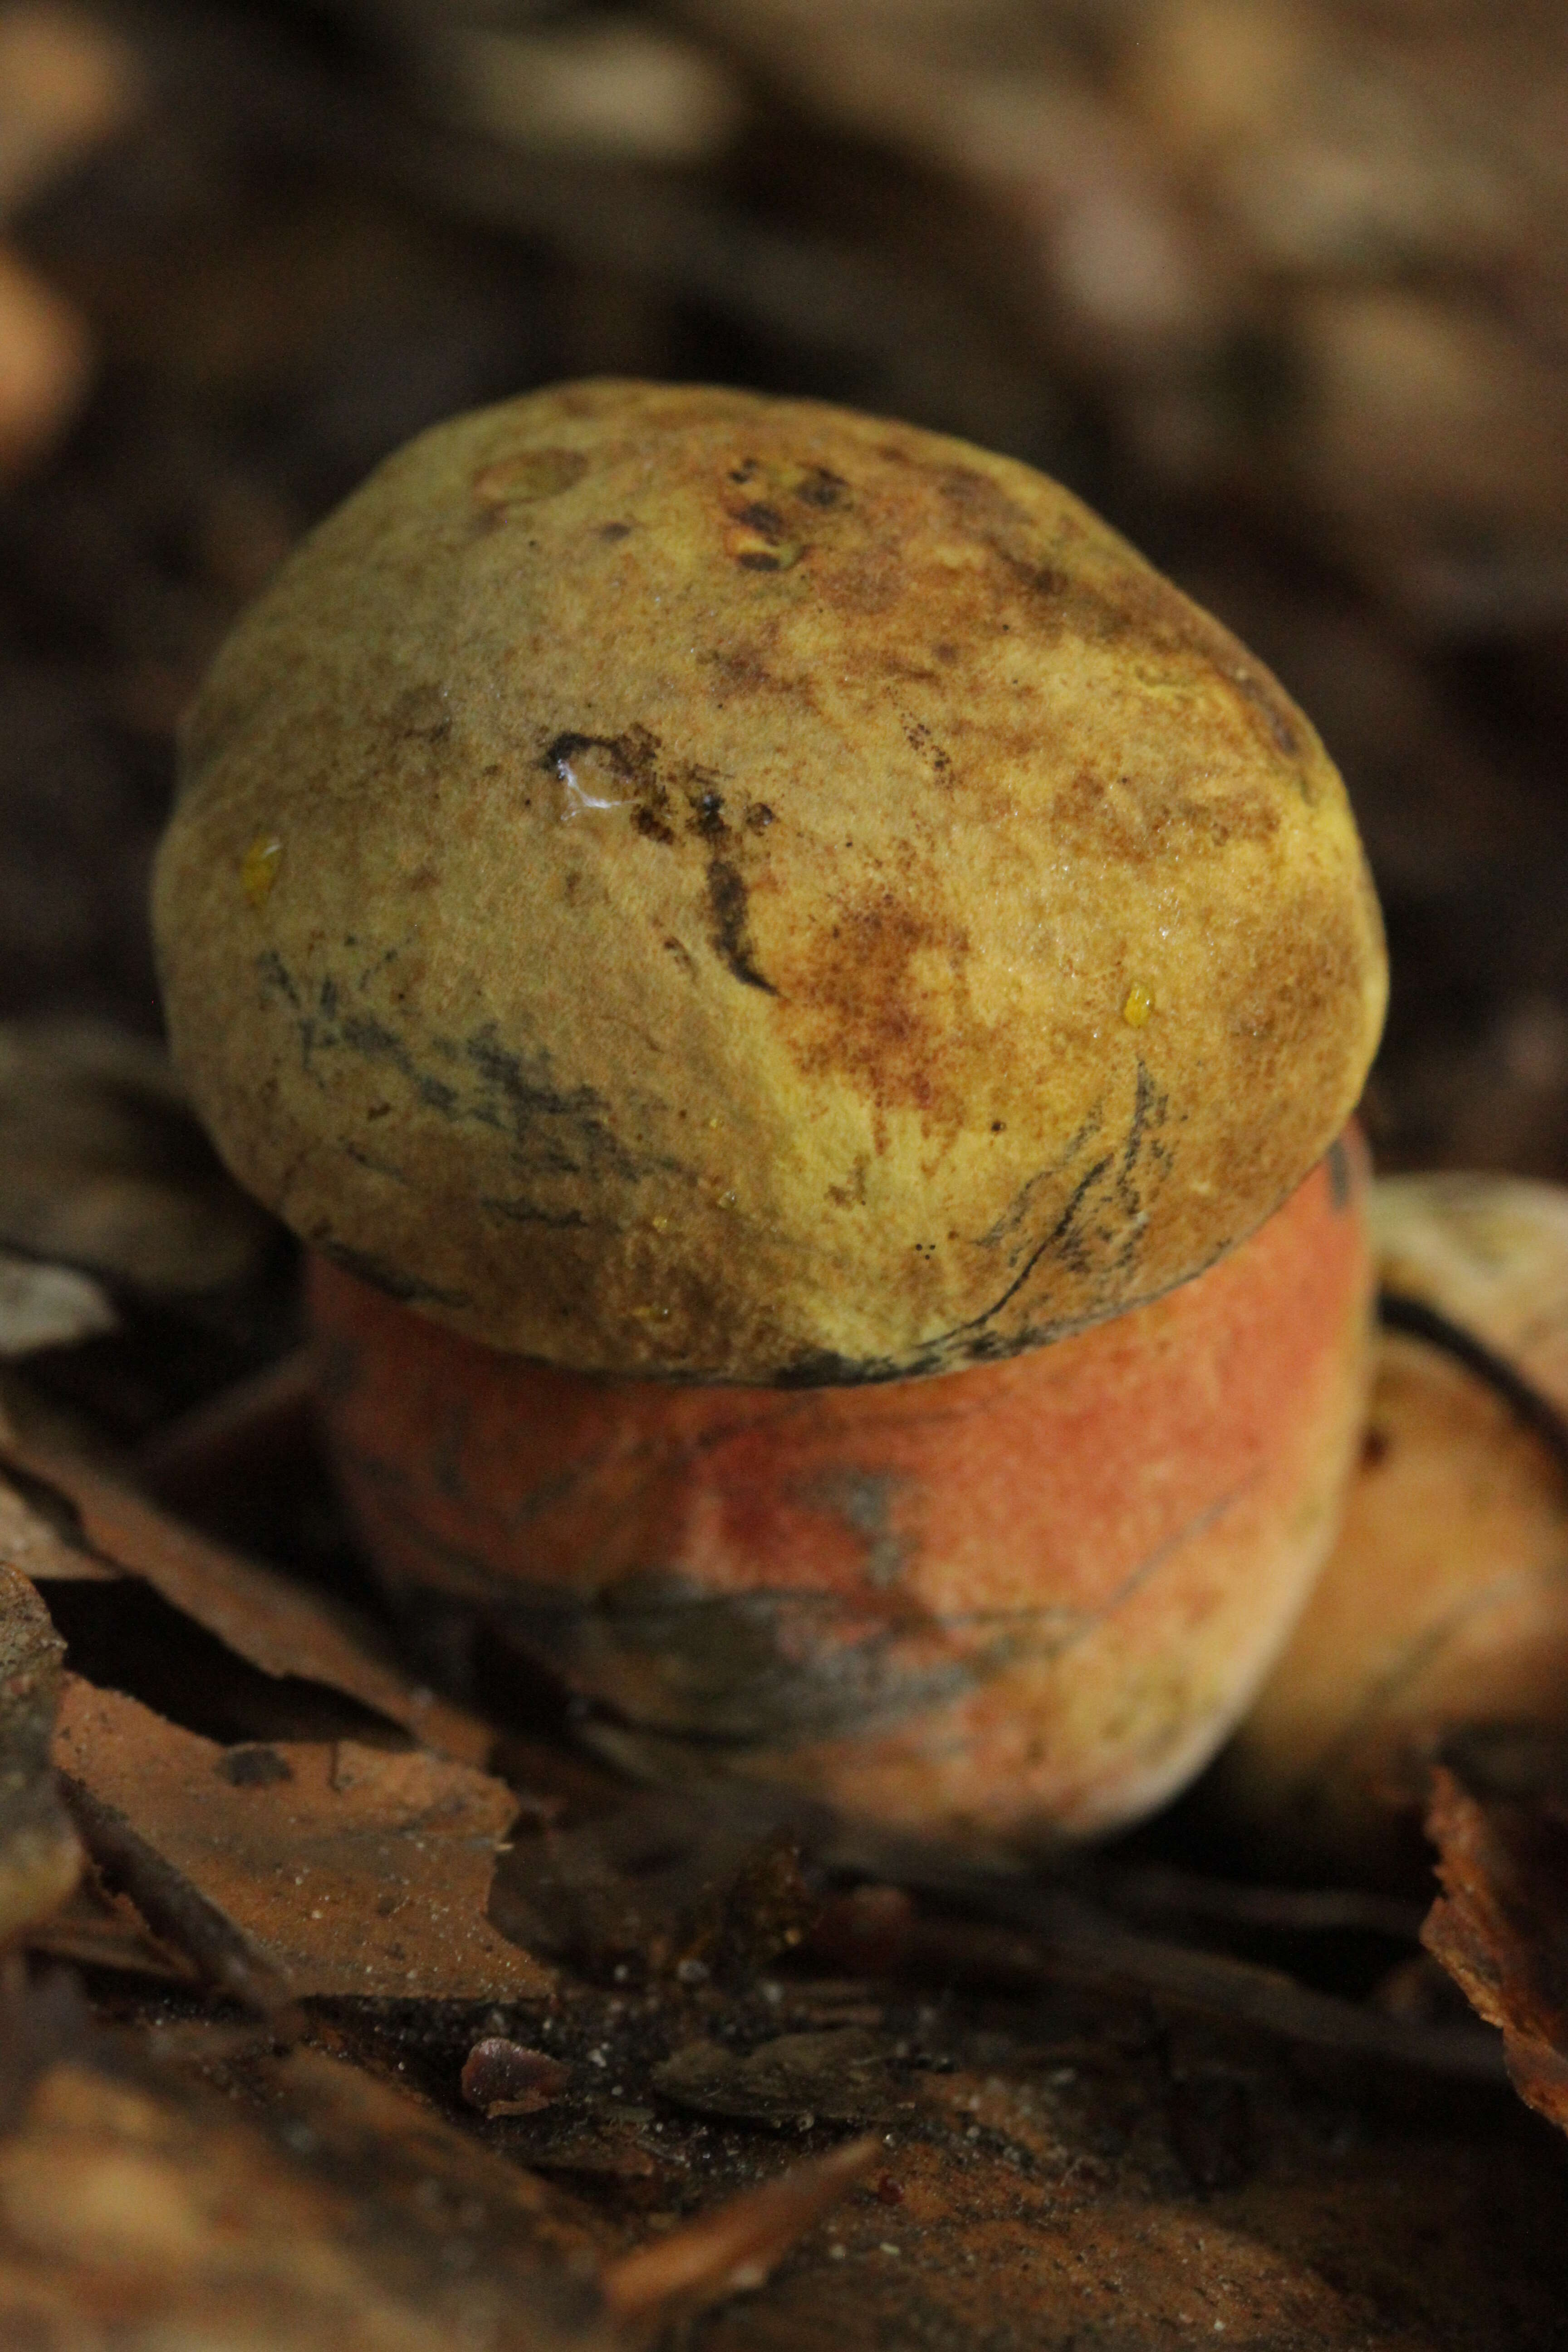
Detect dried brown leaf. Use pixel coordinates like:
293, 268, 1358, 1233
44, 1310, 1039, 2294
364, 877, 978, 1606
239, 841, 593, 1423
52, 1676, 549, 2001
55, 1746, 304, 2026
0, 1433, 492, 1764
1423, 1764, 1568, 2132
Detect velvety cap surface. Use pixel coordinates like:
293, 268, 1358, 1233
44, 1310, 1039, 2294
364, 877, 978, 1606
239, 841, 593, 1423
154, 381, 1386, 1381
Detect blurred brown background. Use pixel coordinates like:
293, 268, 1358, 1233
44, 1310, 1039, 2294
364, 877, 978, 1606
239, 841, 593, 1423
3, 0, 1567, 1180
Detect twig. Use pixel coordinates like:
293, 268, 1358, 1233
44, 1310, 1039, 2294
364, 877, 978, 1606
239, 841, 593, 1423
813, 1888, 1505, 2083
1093, 1862, 1427, 1943
55, 1771, 304, 2038
604, 2136, 879, 2333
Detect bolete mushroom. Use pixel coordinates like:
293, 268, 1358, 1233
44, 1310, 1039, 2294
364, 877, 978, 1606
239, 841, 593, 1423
153, 381, 1386, 1847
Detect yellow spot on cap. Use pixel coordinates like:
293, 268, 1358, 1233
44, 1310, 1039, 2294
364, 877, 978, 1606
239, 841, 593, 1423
725, 525, 802, 572
241, 835, 282, 907
1122, 982, 1153, 1028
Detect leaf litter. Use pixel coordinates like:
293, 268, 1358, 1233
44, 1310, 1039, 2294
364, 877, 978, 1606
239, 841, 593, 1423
52, 1676, 548, 2004
0, 1427, 491, 1764
0, 1393, 1555, 2334
0, 1357, 1558, 2342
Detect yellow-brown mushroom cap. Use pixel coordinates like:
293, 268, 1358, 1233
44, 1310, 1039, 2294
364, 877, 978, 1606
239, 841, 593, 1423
153, 380, 1386, 1382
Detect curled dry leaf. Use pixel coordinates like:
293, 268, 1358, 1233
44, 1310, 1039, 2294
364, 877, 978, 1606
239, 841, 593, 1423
1219, 1172, 1568, 1878
51, 1676, 549, 2003
1422, 1764, 1568, 2137
0, 1557, 78, 1943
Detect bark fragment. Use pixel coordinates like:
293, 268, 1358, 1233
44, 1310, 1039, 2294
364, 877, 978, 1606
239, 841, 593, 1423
1423, 1761, 1568, 2135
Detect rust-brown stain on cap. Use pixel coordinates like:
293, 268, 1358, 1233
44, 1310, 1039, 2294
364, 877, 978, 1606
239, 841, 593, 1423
154, 381, 1386, 1381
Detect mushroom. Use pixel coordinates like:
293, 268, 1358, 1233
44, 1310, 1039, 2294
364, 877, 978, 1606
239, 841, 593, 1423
1216, 1172, 1568, 1880
153, 380, 1386, 1847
